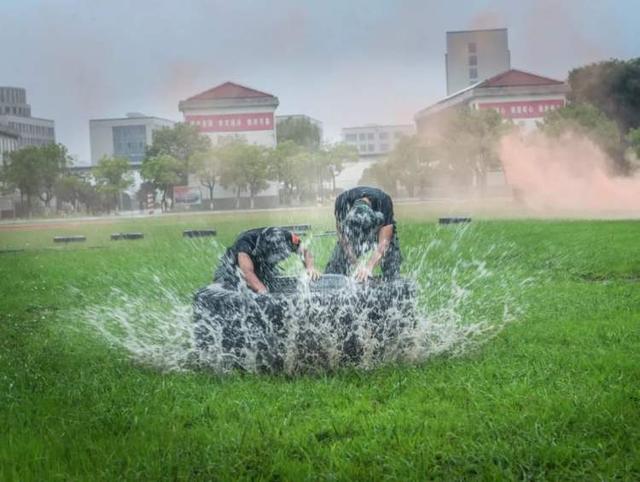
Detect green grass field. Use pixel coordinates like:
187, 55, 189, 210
1, 208, 639, 480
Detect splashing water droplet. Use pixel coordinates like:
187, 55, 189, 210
74, 228, 530, 374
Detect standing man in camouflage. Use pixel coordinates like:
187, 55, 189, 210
325, 186, 401, 281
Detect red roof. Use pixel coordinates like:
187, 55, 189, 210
478, 69, 565, 88
186, 82, 275, 101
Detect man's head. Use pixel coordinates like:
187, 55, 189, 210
254, 227, 300, 265
342, 199, 384, 250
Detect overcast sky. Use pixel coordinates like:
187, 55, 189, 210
2, 0, 638, 163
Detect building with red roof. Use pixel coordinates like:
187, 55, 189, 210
413, 69, 570, 195
178, 82, 280, 208
178, 81, 279, 148
415, 69, 569, 134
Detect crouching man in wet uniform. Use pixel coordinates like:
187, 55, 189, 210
214, 227, 319, 293
325, 186, 402, 282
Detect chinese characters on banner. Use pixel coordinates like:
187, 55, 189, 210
477, 99, 565, 119
184, 113, 274, 133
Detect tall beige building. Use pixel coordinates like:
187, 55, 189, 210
445, 28, 511, 95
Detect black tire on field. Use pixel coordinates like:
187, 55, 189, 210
193, 275, 418, 372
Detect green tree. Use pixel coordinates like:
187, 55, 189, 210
440, 107, 509, 189
219, 141, 272, 209
141, 154, 182, 211
190, 148, 222, 210
77, 180, 101, 215
276, 117, 322, 149
54, 174, 85, 212
2, 144, 70, 216
568, 58, 640, 133
539, 103, 625, 171
268, 140, 303, 204
359, 160, 398, 196
92, 156, 133, 212
37, 143, 71, 209
3, 146, 41, 216
147, 123, 210, 184
322, 143, 358, 194
626, 127, 640, 172
242, 145, 271, 208
387, 135, 434, 197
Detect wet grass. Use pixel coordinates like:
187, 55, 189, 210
1, 212, 639, 480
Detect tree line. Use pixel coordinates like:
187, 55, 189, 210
0, 143, 135, 217
140, 117, 357, 210
2, 58, 639, 216
0, 116, 357, 217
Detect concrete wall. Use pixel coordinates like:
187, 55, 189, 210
446, 29, 510, 94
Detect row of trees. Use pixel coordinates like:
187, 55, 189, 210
0, 118, 355, 217
141, 118, 357, 210
1, 144, 71, 213
361, 108, 509, 196
3, 59, 638, 215
1, 145, 134, 217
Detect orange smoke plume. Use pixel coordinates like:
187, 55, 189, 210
500, 131, 640, 215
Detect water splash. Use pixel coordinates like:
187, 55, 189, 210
74, 226, 530, 374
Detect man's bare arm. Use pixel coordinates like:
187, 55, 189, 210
237, 252, 268, 293
299, 246, 320, 280
355, 224, 394, 281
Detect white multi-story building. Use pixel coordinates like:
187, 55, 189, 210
179, 82, 279, 147
342, 124, 415, 158
446, 28, 511, 95
335, 124, 414, 191
89, 113, 175, 166
0, 87, 55, 148
0, 125, 19, 161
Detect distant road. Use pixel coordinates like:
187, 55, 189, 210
0, 198, 449, 231
0, 204, 334, 231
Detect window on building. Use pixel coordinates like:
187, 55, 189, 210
468, 55, 477, 66
359, 144, 367, 152
345, 134, 357, 142
468, 42, 476, 54
367, 133, 374, 140
359, 133, 366, 141
378, 132, 388, 140
469, 67, 478, 80
368, 144, 374, 151
380, 143, 389, 152
113, 124, 147, 164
